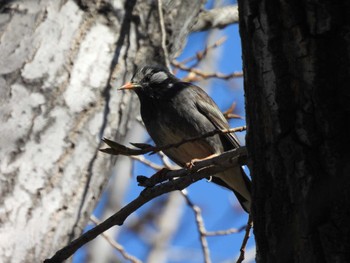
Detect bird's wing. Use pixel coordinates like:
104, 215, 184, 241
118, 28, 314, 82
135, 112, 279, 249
192, 85, 241, 149
190, 85, 251, 213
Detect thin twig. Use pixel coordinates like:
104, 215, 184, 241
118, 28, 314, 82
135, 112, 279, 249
223, 102, 243, 120
90, 216, 142, 263
181, 191, 211, 263
205, 225, 247, 236
172, 60, 243, 80
130, 155, 163, 170
236, 215, 253, 263
157, 0, 171, 70
179, 36, 227, 65
158, 151, 179, 170
100, 126, 246, 156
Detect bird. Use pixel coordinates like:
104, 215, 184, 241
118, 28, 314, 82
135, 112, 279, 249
120, 65, 252, 213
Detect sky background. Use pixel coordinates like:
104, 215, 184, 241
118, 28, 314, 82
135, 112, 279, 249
73, 1, 255, 262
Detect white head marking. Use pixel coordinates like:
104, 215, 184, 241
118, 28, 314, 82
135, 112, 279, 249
150, 71, 168, 83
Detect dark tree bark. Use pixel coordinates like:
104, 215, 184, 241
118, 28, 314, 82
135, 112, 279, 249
0, 1, 204, 262
238, 0, 350, 262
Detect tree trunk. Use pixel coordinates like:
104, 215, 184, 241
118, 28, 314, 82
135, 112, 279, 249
238, 0, 350, 262
0, 1, 204, 262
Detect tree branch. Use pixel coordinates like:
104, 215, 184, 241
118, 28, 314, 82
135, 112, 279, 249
181, 191, 211, 263
177, 36, 227, 66
172, 60, 243, 81
205, 226, 246, 236
157, 0, 171, 70
236, 216, 253, 263
192, 5, 239, 32
44, 147, 248, 263
100, 126, 246, 156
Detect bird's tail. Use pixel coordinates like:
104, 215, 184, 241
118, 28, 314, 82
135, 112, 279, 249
211, 167, 252, 213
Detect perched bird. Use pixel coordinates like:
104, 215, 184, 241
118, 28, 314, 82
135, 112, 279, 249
120, 65, 252, 213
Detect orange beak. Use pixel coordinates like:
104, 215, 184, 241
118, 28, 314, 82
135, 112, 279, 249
119, 82, 141, 90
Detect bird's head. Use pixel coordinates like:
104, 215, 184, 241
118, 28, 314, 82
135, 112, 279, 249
119, 65, 178, 99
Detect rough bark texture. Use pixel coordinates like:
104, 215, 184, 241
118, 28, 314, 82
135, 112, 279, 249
0, 0, 204, 262
238, 0, 350, 262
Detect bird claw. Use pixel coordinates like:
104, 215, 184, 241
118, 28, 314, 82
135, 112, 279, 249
186, 154, 219, 169
186, 158, 200, 169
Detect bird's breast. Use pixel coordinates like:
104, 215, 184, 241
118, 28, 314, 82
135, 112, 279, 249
146, 116, 219, 166
140, 96, 223, 166
145, 108, 222, 166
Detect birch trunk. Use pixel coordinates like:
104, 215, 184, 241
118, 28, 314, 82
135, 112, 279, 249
0, 1, 205, 262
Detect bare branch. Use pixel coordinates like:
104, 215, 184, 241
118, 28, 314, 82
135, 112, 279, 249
205, 226, 247, 236
137, 147, 247, 187
130, 155, 164, 170
192, 5, 239, 32
236, 216, 253, 263
178, 36, 227, 65
100, 126, 246, 156
157, 0, 171, 70
172, 60, 243, 81
44, 147, 247, 263
223, 102, 244, 120
158, 151, 179, 170
181, 191, 211, 263
90, 216, 142, 263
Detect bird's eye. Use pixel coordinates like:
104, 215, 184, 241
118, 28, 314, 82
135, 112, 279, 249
144, 75, 151, 81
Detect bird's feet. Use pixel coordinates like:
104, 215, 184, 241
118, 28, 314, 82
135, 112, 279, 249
186, 154, 220, 169
186, 158, 201, 169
